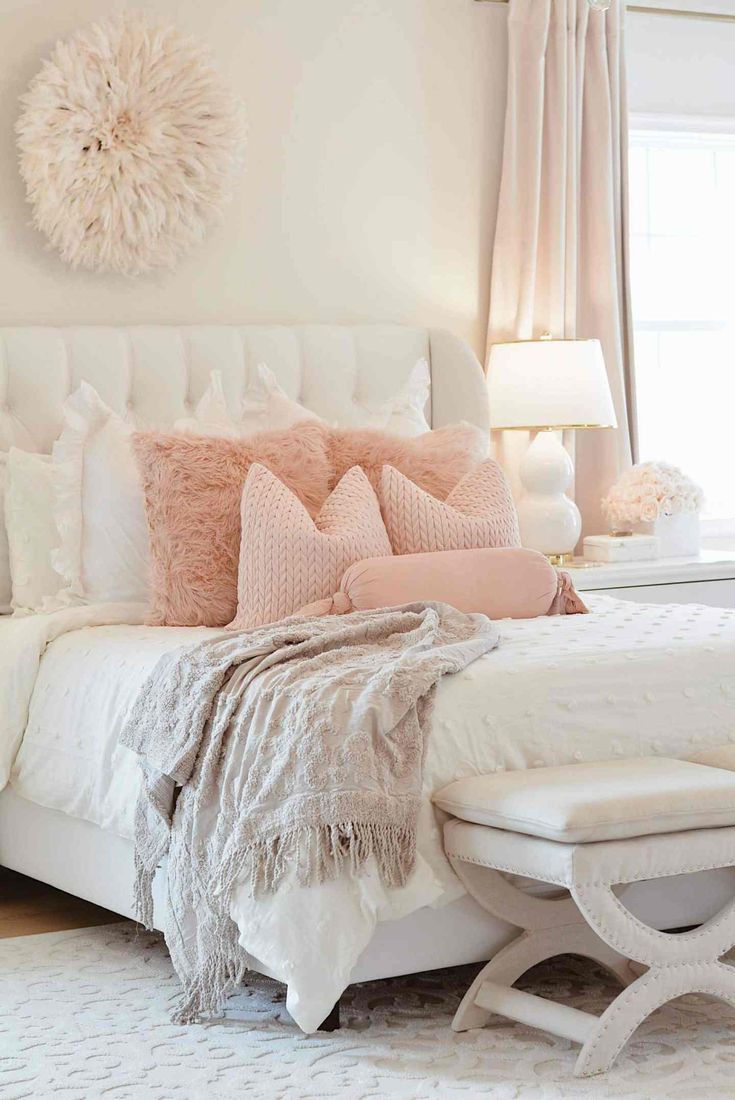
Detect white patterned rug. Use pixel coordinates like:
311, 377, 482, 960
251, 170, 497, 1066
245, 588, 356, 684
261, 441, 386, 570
2, 923, 735, 1099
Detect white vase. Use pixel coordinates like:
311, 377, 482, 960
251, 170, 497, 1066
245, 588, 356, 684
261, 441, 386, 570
634, 513, 700, 558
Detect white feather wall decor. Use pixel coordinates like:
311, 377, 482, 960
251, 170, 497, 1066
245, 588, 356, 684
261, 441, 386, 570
16, 12, 246, 275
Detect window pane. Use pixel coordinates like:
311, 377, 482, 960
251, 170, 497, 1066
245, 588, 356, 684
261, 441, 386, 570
647, 147, 715, 238
630, 128, 735, 528
628, 145, 649, 236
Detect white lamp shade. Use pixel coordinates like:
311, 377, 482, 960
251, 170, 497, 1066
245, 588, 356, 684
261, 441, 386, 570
487, 339, 617, 431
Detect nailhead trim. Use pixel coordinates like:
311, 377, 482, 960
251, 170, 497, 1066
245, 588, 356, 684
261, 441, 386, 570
447, 848, 735, 888
445, 850, 570, 887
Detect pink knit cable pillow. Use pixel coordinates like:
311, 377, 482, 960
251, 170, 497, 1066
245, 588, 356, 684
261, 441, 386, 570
132, 420, 332, 627
328, 422, 489, 499
380, 459, 520, 555
300, 548, 588, 620
229, 463, 393, 630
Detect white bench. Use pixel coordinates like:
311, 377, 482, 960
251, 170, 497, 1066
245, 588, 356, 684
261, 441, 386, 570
433, 756, 735, 1077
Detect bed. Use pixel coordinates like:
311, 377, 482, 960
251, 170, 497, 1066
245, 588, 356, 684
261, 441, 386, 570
2, 324, 735, 1032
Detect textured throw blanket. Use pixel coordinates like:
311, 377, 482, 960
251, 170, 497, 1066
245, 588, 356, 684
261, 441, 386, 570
119, 602, 498, 1021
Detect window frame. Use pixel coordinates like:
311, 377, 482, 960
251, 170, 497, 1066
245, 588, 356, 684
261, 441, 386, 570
628, 112, 735, 541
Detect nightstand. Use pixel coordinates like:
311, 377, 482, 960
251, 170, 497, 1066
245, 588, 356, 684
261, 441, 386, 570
571, 550, 735, 609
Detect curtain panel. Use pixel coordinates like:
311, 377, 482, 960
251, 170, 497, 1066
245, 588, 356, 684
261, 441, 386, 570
487, 0, 636, 537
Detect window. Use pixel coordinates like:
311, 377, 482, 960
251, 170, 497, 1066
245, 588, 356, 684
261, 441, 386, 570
629, 122, 735, 537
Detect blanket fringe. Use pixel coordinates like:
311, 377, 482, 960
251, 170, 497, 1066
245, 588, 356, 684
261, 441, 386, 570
131, 772, 174, 930
216, 821, 417, 898
174, 937, 249, 1024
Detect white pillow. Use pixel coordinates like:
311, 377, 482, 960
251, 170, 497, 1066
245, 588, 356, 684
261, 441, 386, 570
177, 359, 431, 439
51, 382, 150, 606
174, 366, 324, 438
241, 360, 431, 435
239, 365, 324, 434
378, 358, 431, 436
0, 401, 38, 615
173, 370, 243, 439
4, 449, 61, 613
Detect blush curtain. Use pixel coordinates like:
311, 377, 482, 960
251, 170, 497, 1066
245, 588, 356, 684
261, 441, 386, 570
486, 0, 636, 538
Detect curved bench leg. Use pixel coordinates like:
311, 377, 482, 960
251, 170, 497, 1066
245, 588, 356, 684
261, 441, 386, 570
453, 923, 635, 1032
575, 961, 735, 1077
450, 838, 735, 1076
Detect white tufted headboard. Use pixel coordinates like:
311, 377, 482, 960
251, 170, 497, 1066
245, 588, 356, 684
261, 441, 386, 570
0, 325, 489, 453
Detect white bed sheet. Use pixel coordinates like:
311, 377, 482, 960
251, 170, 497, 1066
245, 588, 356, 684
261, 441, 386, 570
7, 595, 735, 1029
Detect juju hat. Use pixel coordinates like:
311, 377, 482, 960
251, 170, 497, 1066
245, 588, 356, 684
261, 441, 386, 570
16, 12, 246, 275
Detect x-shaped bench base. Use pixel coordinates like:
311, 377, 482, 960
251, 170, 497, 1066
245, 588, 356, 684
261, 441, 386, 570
446, 822, 735, 1077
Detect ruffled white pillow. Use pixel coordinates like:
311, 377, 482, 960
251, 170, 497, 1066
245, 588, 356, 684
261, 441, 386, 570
175, 360, 432, 439
0, 413, 37, 615
172, 371, 244, 438
378, 358, 431, 437
51, 382, 150, 607
239, 365, 325, 434
4, 449, 61, 614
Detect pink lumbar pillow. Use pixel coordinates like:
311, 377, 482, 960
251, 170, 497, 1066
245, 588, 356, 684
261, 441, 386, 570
380, 459, 520, 555
328, 422, 489, 499
300, 547, 588, 620
132, 420, 332, 627
229, 464, 393, 630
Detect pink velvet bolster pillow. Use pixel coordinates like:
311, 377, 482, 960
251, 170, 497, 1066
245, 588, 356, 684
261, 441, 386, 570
328, 422, 489, 498
132, 420, 332, 627
300, 547, 588, 620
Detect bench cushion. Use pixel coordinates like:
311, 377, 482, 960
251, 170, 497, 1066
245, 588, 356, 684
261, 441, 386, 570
433, 758, 735, 843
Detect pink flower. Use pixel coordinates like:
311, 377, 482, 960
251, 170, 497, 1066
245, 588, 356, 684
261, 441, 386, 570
601, 461, 703, 527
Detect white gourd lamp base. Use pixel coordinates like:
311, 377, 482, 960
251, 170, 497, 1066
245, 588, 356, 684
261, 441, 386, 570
517, 430, 581, 564
486, 337, 618, 565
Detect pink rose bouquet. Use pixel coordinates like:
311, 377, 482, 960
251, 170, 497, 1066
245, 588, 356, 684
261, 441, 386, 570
602, 462, 704, 532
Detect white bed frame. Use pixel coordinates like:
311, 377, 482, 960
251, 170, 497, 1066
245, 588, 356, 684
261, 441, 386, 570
2, 788, 732, 985
1, 324, 730, 1003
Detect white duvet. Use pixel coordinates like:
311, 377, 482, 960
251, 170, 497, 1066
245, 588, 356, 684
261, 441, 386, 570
3, 596, 735, 1030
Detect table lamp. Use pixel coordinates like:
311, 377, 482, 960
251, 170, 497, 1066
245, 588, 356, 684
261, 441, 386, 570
487, 337, 617, 564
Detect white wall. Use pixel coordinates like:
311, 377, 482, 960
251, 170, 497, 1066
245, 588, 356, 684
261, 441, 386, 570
0, 0, 508, 357
1, 2, 733, 362
627, 7, 735, 117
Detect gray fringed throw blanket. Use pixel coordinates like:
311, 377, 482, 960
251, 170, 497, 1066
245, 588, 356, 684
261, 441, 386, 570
119, 602, 498, 1022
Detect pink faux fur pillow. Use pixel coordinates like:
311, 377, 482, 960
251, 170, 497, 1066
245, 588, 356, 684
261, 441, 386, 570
230, 464, 392, 629
328, 422, 488, 499
381, 459, 521, 554
132, 421, 332, 627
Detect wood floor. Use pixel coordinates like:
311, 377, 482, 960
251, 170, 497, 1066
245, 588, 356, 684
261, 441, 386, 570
0, 865, 125, 938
